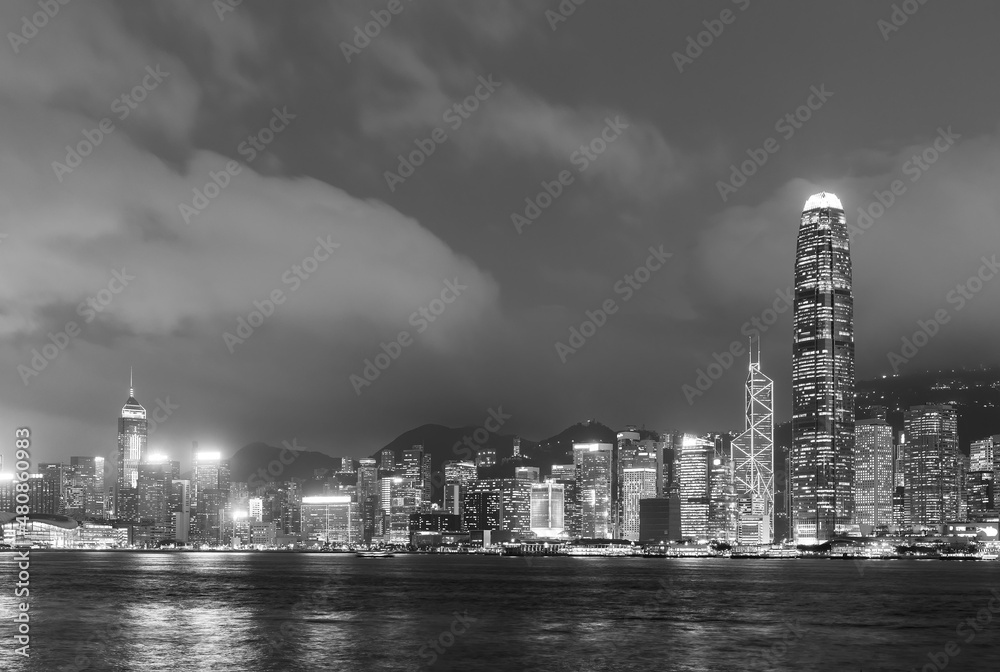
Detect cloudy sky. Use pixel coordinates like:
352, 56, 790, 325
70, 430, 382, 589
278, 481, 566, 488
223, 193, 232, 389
2, 0, 999, 466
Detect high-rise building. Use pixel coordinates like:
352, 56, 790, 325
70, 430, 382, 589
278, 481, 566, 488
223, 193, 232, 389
379, 449, 395, 472
968, 436, 1000, 519
550, 464, 579, 538
192, 450, 231, 545
38, 463, 67, 515
731, 339, 774, 542
403, 445, 432, 507
515, 466, 540, 483
115, 372, 147, 522
709, 449, 738, 543
443, 461, 477, 517
904, 405, 959, 526
791, 192, 856, 543
463, 480, 501, 532
300, 496, 359, 545
619, 443, 657, 542
854, 420, 894, 534
137, 457, 172, 528
970, 437, 996, 472
573, 443, 614, 539
677, 435, 713, 540
530, 481, 565, 537
357, 458, 379, 542
550, 464, 575, 481
380, 476, 419, 543
68, 456, 105, 519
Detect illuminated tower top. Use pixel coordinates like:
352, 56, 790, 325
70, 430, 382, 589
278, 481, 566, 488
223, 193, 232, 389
803, 191, 843, 211
122, 368, 146, 420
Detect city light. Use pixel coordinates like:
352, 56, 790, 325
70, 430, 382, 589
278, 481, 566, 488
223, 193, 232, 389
301, 496, 351, 505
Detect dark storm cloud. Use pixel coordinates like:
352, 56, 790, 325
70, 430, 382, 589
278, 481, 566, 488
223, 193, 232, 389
2, 0, 999, 468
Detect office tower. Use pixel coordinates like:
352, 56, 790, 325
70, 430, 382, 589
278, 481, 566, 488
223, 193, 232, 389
968, 436, 999, 519
380, 476, 419, 543
791, 192, 856, 543
463, 480, 501, 532
443, 461, 477, 517
853, 420, 894, 534
550, 465, 579, 539
357, 458, 378, 542
0, 473, 15, 514
88, 456, 105, 519
731, 339, 774, 542
676, 434, 713, 540
300, 496, 358, 545
501, 479, 531, 534
904, 405, 959, 526
403, 445, 432, 507
530, 482, 565, 537
515, 466, 540, 483
38, 463, 67, 515
26, 472, 59, 514
659, 432, 684, 498
966, 470, 994, 519
137, 457, 172, 528
550, 464, 575, 481
619, 443, 657, 542
513, 437, 521, 458
616, 429, 641, 537
337, 457, 356, 474
116, 372, 148, 522
465, 478, 531, 535
970, 437, 995, 472
639, 498, 679, 544
957, 452, 970, 522
192, 450, 231, 545
168, 480, 191, 543
772, 441, 792, 542
710, 450, 738, 543
573, 443, 614, 539
379, 449, 395, 472
476, 447, 496, 468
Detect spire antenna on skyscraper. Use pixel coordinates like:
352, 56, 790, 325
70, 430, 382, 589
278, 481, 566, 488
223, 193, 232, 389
130, 365, 134, 398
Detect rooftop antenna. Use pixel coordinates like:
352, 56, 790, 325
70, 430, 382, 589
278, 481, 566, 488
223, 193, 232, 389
129, 365, 134, 397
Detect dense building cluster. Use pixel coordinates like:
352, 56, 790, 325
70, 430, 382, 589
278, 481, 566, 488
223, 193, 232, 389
1, 194, 997, 551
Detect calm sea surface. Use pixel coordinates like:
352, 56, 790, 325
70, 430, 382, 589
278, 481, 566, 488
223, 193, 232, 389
2, 552, 1000, 671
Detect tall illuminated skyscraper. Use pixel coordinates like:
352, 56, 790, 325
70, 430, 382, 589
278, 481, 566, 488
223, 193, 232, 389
731, 339, 774, 543
904, 405, 959, 526
853, 419, 894, 533
573, 443, 614, 539
677, 434, 713, 540
116, 370, 147, 522
791, 192, 856, 543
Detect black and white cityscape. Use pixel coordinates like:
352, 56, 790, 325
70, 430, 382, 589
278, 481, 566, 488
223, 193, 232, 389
2, 1, 1000, 671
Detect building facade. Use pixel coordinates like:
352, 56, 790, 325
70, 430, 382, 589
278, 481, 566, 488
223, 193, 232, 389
791, 192, 856, 543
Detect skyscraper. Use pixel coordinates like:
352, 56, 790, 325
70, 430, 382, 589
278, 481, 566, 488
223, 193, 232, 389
573, 442, 614, 539
116, 371, 147, 522
731, 338, 774, 543
904, 405, 959, 526
854, 419, 894, 534
791, 192, 856, 543
530, 481, 566, 537
677, 434, 713, 540
403, 445, 432, 507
